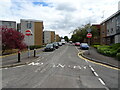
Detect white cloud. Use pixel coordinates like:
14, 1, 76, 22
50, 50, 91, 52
0, 0, 120, 38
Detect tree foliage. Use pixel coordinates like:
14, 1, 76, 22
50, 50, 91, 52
1, 26, 27, 54
64, 36, 69, 42
71, 24, 99, 43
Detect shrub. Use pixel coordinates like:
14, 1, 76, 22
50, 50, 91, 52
116, 53, 120, 61
29, 45, 43, 50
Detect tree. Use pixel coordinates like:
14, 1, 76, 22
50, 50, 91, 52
1, 26, 27, 54
64, 36, 69, 42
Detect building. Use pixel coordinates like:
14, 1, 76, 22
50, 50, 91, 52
43, 31, 55, 44
0, 20, 16, 29
100, 22, 107, 45
91, 24, 101, 45
55, 34, 60, 42
100, 10, 120, 45
20, 19, 44, 46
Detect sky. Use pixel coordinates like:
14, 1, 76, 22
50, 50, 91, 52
0, 0, 120, 38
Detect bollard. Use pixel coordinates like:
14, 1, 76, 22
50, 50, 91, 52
18, 50, 21, 62
34, 49, 36, 57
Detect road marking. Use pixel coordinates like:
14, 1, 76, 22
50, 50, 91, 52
58, 64, 65, 68
93, 72, 99, 77
83, 66, 86, 69
90, 67, 95, 72
78, 52, 120, 71
98, 78, 105, 85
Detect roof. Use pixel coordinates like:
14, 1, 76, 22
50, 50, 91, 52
20, 19, 43, 22
101, 10, 120, 24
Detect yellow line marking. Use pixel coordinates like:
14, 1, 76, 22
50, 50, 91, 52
78, 52, 120, 71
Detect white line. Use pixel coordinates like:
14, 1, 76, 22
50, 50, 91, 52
91, 67, 95, 71
98, 78, 106, 85
94, 72, 99, 77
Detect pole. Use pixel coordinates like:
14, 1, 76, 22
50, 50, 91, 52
18, 50, 20, 62
28, 36, 30, 58
88, 38, 90, 55
34, 49, 36, 57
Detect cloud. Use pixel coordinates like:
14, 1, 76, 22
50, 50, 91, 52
0, 0, 119, 38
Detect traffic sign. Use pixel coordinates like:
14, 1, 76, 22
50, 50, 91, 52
25, 29, 32, 36
87, 33, 92, 38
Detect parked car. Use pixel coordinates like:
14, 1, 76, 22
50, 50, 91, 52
75, 42, 80, 46
80, 43, 89, 50
58, 42, 62, 46
44, 44, 55, 51
53, 42, 59, 49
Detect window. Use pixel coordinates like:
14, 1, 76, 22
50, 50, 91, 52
27, 22, 32, 29
111, 28, 113, 33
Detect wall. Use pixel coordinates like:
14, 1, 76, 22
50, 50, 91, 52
43, 31, 51, 44
20, 19, 34, 46
34, 22, 43, 46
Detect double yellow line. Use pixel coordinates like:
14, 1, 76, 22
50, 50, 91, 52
78, 52, 120, 71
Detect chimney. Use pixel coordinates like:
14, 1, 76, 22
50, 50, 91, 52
118, 1, 120, 10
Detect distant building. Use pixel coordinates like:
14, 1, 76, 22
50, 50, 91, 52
20, 19, 44, 46
0, 20, 16, 29
100, 10, 120, 44
43, 31, 55, 44
55, 34, 60, 42
91, 24, 100, 45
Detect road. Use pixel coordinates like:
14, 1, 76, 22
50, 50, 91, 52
2, 44, 119, 89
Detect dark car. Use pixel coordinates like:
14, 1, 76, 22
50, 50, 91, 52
53, 42, 59, 49
75, 42, 80, 46
80, 43, 89, 50
44, 44, 55, 51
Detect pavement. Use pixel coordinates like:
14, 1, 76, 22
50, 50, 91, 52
82, 47, 120, 69
1, 46, 120, 69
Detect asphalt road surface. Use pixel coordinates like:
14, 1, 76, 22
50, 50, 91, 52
2, 44, 120, 89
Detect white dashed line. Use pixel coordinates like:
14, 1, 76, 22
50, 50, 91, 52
90, 67, 95, 72
93, 71, 99, 77
98, 78, 106, 85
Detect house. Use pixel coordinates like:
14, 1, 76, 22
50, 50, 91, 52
20, 19, 44, 46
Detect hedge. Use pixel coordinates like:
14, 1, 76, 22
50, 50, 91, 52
116, 53, 120, 60
96, 43, 120, 57
29, 45, 44, 50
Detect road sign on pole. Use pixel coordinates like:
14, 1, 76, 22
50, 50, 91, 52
25, 29, 32, 58
87, 33, 92, 38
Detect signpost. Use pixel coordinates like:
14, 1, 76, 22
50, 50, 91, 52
87, 33, 92, 38
25, 29, 32, 58
86, 33, 92, 55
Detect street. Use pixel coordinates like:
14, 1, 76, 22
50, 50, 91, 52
2, 45, 119, 89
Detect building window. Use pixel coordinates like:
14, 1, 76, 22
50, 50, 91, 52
27, 22, 32, 29
107, 29, 109, 33
111, 28, 113, 33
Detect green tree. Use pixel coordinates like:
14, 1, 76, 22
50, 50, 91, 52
64, 36, 69, 42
